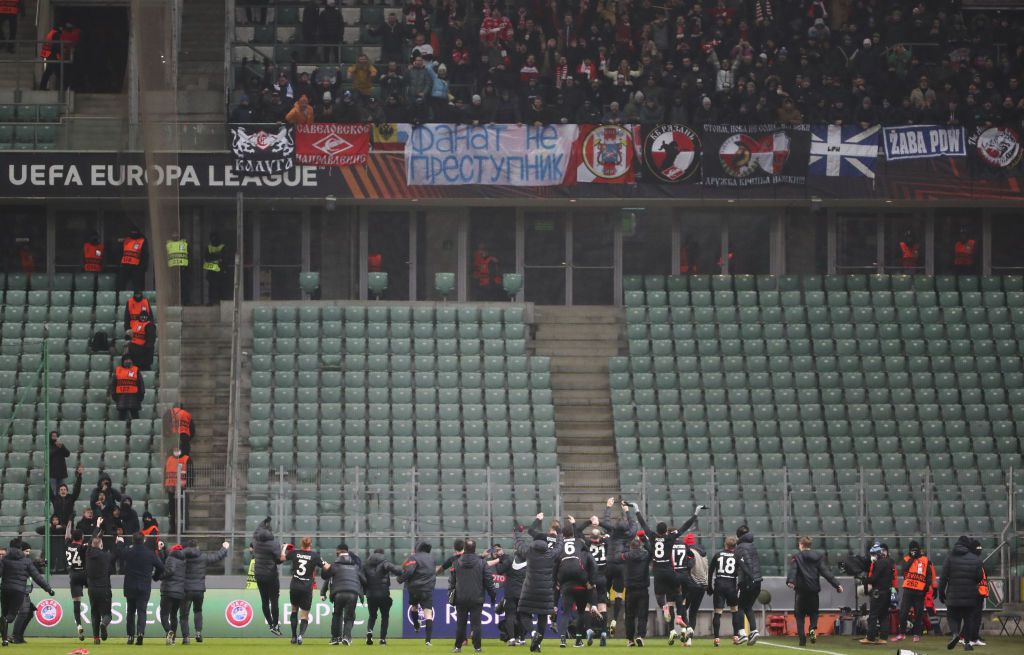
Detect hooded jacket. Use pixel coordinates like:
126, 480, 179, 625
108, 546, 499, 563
285, 97, 315, 126
120, 540, 164, 595
600, 506, 638, 561
398, 547, 436, 594
622, 539, 653, 589
323, 552, 365, 597
51, 473, 82, 525
252, 524, 282, 578
183, 545, 228, 593
494, 552, 527, 600
119, 497, 140, 535
363, 551, 401, 597
89, 474, 122, 513
735, 532, 764, 585
449, 552, 496, 606
141, 512, 160, 536
0, 548, 53, 594
160, 549, 187, 599
939, 537, 983, 608
514, 528, 560, 615
85, 543, 118, 590
787, 549, 841, 593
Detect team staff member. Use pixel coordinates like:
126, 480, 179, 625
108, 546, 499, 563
284, 537, 329, 645
203, 232, 227, 305
118, 226, 148, 291
0, 538, 55, 646
966, 540, 987, 648
82, 232, 105, 273
167, 404, 195, 456
939, 536, 983, 651
449, 539, 497, 653
109, 355, 145, 422
554, 525, 594, 647
399, 542, 437, 646
600, 498, 637, 635
158, 543, 187, 644
892, 540, 932, 643
363, 548, 402, 645
128, 309, 156, 371
707, 535, 742, 647
123, 290, 152, 331
251, 519, 284, 636
493, 541, 528, 645
84, 525, 120, 644
622, 532, 654, 647
118, 531, 164, 645
180, 538, 230, 644
166, 233, 189, 305
514, 522, 560, 653
860, 542, 896, 645
322, 543, 363, 646
787, 536, 843, 646
735, 525, 763, 645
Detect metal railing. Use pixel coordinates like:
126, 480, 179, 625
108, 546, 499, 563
0, 39, 74, 100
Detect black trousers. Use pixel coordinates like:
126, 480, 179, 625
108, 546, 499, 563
255, 575, 280, 628
125, 589, 152, 637
331, 592, 358, 641
502, 596, 523, 641
794, 589, 819, 642
624, 586, 649, 641
947, 605, 973, 639
0, 589, 24, 641
866, 590, 890, 641
519, 611, 549, 642
455, 602, 483, 650
898, 589, 926, 636
738, 581, 761, 631
557, 587, 589, 637
0, 14, 16, 49
88, 588, 112, 638
160, 596, 181, 633
683, 586, 704, 630
967, 596, 984, 642
117, 265, 145, 291
180, 591, 204, 637
206, 270, 226, 304
11, 595, 32, 641
366, 592, 391, 639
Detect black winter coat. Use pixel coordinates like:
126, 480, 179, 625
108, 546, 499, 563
398, 551, 436, 594
183, 546, 228, 593
119, 543, 164, 595
622, 541, 653, 590
449, 553, 496, 606
939, 539, 983, 608
160, 550, 187, 599
85, 545, 117, 590
514, 529, 560, 615
600, 507, 637, 560
0, 549, 52, 594
362, 552, 401, 597
251, 525, 281, 578
49, 440, 70, 480
735, 532, 764, 585
119, 498, 140, 536
323, 553, 364, 597
51, 474, 81, 526
494, 553, 527, 599
787, 549, 840, 593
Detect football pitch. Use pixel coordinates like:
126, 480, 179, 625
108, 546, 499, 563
22, 635, 1023, 655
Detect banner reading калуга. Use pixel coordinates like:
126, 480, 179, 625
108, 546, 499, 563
24, 588, 403, 639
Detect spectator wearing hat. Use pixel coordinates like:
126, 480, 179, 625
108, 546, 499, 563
229, 96, 256, 124
286, 95, 315, 126
382, 94, 408, 122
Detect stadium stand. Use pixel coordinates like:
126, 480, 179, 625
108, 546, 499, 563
243, 303, 557, 564
0, 272, 175, 540
612, 273, 1022, 574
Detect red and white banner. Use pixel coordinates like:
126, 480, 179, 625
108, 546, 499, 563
565, 124, 641, 184
295, 124, 370, 166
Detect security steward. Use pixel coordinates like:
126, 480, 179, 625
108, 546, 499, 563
167, 404, 195, 456
203, 232, 226, 305
123, 289, 152, 331
166, 233, 190, 305
472, 242, 500, 300
953, 227, 976, 275
109, 355, 145, 423
892, 540, 932, 642
164, 446, 190, 533
118, 226, 148, 291
899, 231, 920, 269
83, 232, 105, 274
128, 309, 156, 371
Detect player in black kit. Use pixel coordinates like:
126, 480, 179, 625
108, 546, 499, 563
584, 525, 611, 646
599, 498, 637, 635
64, 526, 88, 641
635, 504, 704, 628
554, 525, 595, 647
707, 536, 742, 646
283, 537, 330, 645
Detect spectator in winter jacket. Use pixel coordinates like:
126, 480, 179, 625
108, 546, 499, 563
406, 56, 433, 105
369, 13, 406, 64
398, 542, 436, 644
48, 430, 70, 496
180, 538, 229, 643
119, 497, 140, 536
90, 473, 122, 515
158, 544, 187, 642
786, 536, 843, 646
35, 514, 68, 573
322, 544, 365, 645
448, 540, 496, 653
286, 95, 315, 126
939, 536, 983, 649
362, 549, 402, 644
347, 54, 378, 101
514, 523, 561, 651
318, 0, 343, 63
51, 465, 82, 526
76, 508, 98, 535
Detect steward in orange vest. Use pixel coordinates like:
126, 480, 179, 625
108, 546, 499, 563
123, 290, 152, 330
168, 405, 195, 455
164, 450, 190, 492
117, 227, 148, 291
892, 541, 933, 641
953, 227, 976, 273
83, 233, 105, 272
109, 356, 145, 421
899, 231, 920, 268
128, 310, 156, 371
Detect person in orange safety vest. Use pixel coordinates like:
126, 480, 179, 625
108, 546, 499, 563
472, 242, 501, 299
83, 232, 105, 273
891, 540, 933, 642
128, 310, 156, 371
109, 355, 144, 422
168, 405, 195, 456
123, 290, 152, 331
952, 226, 976, 275
117, 226, 148, 291
899, 230, 920, 269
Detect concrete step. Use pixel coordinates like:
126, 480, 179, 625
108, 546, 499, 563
553, 406, 612, 422
73, 93, 129, 117
549, 373, 610, 390
549, 359, 611, 374
535, 325, 622, 340
534, 343, 619, 357
552, 390, 610, 405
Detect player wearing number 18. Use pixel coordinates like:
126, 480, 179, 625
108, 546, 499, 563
707, 536, 742, 647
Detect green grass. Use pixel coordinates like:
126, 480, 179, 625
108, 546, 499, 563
18, 635, 1024, 655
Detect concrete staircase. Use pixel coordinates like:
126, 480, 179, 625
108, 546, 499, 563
177, 0, 226, 120
178, 306, 232, 533
532, 306, 624, 518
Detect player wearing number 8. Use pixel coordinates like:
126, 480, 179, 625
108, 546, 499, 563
635, 504, 705, 629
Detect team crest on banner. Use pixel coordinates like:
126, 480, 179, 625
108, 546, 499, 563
295, 124, 370, 166
970, 126, 1023, 169
643, 124, 700, 183
231, 126, 295, 175
568, 124, 639, 183
702, 124, 810, 187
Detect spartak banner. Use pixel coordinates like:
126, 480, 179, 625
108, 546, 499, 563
295, 123, 371, 166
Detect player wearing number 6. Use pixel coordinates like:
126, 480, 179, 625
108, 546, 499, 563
635, 504, 705, 629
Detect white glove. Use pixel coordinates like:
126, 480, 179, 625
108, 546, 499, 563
222, 542, 230, 550
695, 505, 706, 515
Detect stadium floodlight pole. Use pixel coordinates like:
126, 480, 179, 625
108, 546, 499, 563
43, 334, 51, 584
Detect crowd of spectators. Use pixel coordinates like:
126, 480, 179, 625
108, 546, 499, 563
231, 1, 1024, 129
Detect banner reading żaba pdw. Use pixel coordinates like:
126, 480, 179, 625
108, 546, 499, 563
231, 125, 296, 175
701, 123, 810, 187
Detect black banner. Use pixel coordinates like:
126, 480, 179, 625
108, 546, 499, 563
701, 123, 811, 187
230, 125, 295, 175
